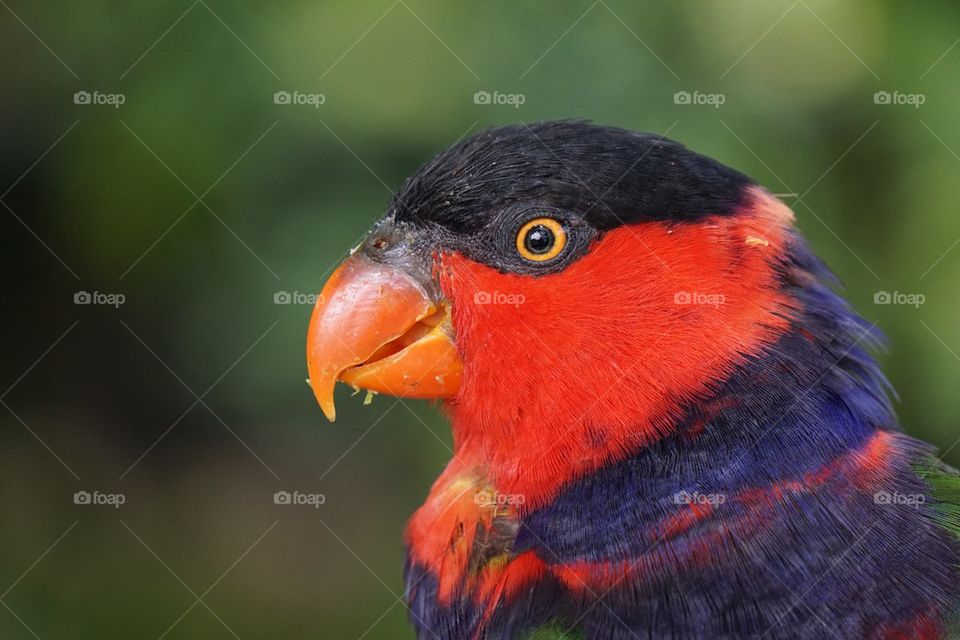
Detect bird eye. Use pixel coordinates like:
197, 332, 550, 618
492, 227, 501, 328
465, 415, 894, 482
516, 217, 567, 262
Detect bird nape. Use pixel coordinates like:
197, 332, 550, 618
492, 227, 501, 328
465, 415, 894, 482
305, 121, 960, 640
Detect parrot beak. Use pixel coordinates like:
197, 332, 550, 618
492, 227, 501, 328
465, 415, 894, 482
306, 254, 462, 421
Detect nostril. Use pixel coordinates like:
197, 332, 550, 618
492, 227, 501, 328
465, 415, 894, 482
371, 237, 389, 251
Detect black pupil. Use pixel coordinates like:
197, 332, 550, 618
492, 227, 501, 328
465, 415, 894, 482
524, 225, 555, 254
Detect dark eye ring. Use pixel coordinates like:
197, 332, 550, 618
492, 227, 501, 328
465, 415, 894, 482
516, 217, 566, 262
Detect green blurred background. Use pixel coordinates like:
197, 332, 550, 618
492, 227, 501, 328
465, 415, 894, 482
2, 1, 960, 637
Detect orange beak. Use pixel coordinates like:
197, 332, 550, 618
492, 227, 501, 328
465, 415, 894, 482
306, 254, 462, 421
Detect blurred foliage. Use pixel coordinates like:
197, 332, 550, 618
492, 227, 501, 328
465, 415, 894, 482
2, 0, 960, 637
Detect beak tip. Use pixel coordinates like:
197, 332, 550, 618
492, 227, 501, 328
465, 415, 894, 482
316, 392, 337, 422
317, 393, 338, 422
307, 374, 339, 423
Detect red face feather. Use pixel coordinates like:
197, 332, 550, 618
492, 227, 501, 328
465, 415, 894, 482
403, 189, 799, 598
434, 188, 797, 509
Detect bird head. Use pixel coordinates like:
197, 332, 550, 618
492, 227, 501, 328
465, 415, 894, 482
306, 121, 802, 501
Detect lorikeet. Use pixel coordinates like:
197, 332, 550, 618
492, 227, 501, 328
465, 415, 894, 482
306, 121, 960, 639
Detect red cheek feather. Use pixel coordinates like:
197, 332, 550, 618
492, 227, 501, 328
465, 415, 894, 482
434, 188, 798, 510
